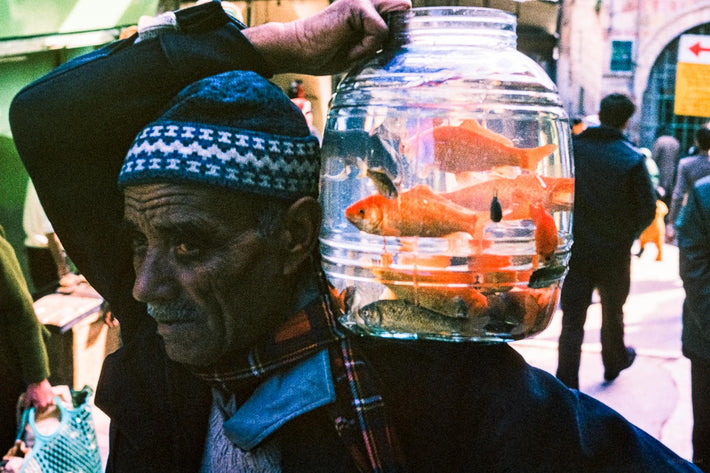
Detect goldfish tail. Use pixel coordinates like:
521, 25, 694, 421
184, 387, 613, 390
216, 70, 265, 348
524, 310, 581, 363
354, 157, 368, 178
469, 214, 487, 240
521, 144, 558, 171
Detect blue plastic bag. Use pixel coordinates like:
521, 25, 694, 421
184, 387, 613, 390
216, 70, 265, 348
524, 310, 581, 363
16, 387, 101, 473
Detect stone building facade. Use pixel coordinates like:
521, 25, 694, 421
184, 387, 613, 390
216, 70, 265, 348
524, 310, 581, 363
557, 0, 710, 151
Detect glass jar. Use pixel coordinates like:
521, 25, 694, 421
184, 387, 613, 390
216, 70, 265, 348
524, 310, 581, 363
319, 7, 573, 342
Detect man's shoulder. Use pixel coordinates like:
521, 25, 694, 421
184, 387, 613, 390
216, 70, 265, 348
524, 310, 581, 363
679, 154, 706, 164
356, 339, 552, 400
574, 127, 637, 154
656, 135, 680, 146
692, 175, 710, 205
677, 155, 710, 174
574, 134, 644, 171
696, 174, 710, 190
356, 339, 698, 471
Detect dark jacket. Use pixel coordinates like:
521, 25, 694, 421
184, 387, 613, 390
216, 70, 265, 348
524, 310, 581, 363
98, 325, 698, 473
669, 154, 710, 227
9, 3, 700, 472
570, 126, 657, 261
677, 175, 710, 361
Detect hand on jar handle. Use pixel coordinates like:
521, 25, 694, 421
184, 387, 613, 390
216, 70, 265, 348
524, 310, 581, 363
243, 0, 411, 76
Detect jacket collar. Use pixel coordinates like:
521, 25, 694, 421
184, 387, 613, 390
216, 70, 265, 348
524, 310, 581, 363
222, 348, 335, 450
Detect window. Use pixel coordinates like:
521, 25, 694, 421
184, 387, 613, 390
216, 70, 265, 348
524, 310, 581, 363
610, 40, 634, 72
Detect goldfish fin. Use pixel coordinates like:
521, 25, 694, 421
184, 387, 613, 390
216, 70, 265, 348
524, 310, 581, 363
521, 144, 558, 171
354, 157, 368, 178
530, 203, 558, 265
490, 166, 521, 179
330, 285, 357, 313
460, 120, 514, 147
367, 167, 399, 199
534, 173, 547, 188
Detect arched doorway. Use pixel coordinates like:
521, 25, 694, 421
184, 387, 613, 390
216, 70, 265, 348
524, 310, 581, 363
641, 23, 710, 153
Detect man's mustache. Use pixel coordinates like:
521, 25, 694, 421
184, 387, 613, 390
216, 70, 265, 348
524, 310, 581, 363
147, 301, 201, 324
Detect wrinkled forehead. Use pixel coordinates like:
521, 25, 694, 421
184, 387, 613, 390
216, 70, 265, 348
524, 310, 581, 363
122, 182, 258, 229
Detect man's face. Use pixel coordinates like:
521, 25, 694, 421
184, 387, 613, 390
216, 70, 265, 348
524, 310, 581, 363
123, 183, 288, 366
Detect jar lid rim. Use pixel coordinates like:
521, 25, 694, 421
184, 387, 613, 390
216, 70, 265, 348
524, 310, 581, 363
393, 6, 516, 21
387, 6, 517, 31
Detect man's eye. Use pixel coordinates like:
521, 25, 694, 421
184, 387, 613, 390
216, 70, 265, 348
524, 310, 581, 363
174, 242, 201, 259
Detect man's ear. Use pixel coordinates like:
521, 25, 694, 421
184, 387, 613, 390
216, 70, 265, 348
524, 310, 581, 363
280, 196, 322, 275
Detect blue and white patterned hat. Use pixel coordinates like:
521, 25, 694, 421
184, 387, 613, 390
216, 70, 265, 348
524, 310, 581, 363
117, 70, 320, 200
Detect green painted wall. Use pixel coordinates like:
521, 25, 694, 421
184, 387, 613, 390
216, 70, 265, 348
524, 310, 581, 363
0, 0, 159, 292
1, 52, 60, 290
1, 51, 65, 291
0, 48, 122, 292
1, 0, 159, 39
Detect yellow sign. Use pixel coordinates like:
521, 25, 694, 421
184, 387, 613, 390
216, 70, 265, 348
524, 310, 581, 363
674, 62, 710, 117
675, 34, 710, 117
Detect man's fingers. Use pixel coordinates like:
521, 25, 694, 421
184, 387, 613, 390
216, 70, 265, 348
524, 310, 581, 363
374, 0, 412, 15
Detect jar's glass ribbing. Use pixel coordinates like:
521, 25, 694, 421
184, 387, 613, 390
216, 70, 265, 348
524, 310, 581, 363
319, 7, 573, 343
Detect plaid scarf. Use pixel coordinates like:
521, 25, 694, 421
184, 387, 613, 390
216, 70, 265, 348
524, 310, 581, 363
192, 288, 405, 472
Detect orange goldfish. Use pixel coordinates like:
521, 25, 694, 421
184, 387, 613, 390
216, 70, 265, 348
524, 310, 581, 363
372, 266, 489, 318
373, 265, 473, 286
441, 174, 574, 214
530, 202, 557, 265
402, 120, 558, 173
394, 248, 513, 271
397, 253, 452, 268
345, 184, 479, 238
396, 233, 494, 268
467, 253, 513, 272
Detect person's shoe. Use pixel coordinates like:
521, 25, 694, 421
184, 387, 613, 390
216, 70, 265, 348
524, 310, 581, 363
604, 347, 636, 382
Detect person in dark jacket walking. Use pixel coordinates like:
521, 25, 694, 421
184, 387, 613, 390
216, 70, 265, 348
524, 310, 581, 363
556, 93, 657, 390
677, 174, 710, 471
10, 5, 698, 473
668, 128, 710, 242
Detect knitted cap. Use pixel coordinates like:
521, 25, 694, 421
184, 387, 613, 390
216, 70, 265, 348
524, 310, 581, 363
117, 70, 320, 200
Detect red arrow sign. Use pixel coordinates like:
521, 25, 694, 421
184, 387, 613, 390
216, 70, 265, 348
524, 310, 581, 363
689, 41, 710, 56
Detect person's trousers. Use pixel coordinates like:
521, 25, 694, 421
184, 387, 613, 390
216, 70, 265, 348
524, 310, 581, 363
691, 357, 710, 471
556, 254, 631, 389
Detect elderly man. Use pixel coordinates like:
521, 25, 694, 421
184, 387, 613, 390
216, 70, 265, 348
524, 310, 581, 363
10, 2, 701, 472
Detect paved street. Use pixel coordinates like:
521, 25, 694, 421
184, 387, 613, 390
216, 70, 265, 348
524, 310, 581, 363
513, 242, 693, 462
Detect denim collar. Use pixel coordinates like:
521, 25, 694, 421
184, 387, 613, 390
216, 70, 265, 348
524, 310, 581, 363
222, 348, 334, 450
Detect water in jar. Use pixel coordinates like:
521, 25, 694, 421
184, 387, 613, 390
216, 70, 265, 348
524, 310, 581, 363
319, 7, 574, 342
